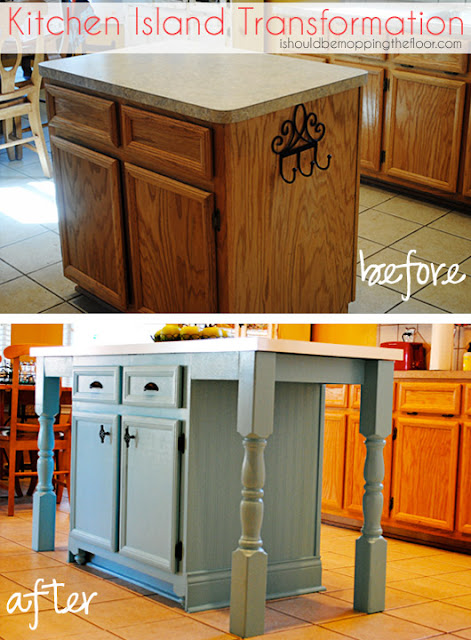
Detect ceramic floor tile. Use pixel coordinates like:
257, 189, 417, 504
0, 609, 103, 640
58, 631, 120, 640
41, 302, 84, 314
357, 237, 385, 261
348, 277, 404, 313
323, 611, 442, 640
267, 592, 364, 624
326, 587, 431, 611
387, 299, 449, 314
391, 227, 471, 265
0, 538, 31, 556
113, 616, 235, 640
0, 231, 61, 274
387, 558, 468, 578
77, 597, 180, 629
442, 595, 471, 611
439, 572, 471, 589
249, 625, 354, 640
358, 210, 421, 245
320, 570, 354, 593
0, 553, 63, 573
28, 262, 77, 300
387, 602, 471, 633
454, 629, 471, 639
14, 159, 54, 180
69, 295, 120, 314
0, 259, 22, 284
193, 606, 309, 635
0, 214, 49, 249
335, 565, 424, 583
0, 586, 55, 616
414, 273, 471, 314
375, 196, 450, 225
460, 258, 471, 276
430, 211, 471, 241
321, 552, 355, 570
359, 185, 395, 208
391, 577, 471, 600
0, 276, 62, 313
4, 565, 108, 591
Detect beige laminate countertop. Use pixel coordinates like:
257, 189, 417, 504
39, 52, 367, 123
394, 370, 471, 380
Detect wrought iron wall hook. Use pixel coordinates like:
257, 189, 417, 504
271, 103, 332, 185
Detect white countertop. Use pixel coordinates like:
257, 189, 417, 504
31, 338, 402, 361
39, 53, 366, 123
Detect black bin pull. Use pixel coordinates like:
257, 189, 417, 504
89, 380, 103, 389
124, 426, 136, 448
99, 425, 110, 443
144, 382, 159, 392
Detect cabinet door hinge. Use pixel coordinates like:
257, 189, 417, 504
389, 497, 394, 512
175, 541, 183, 562
212, 209, 221, 232
392, 426, 397, 441
178, 433, 186, 454
383, 77, 390, 92
380, 150, 386, 164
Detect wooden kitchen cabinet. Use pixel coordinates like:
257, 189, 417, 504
456, 421, 471, 535
125, 164, 217, 313
397, 381, 462, 415
322, 412, 347, 513
383, 71, 466, 192
462, 108, 471, 198
391, 54, 468, 75
51, 136, 128, 310
391, 416, 460, 532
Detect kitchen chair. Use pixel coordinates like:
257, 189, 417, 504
0, 344, 71, 516
0, 37, 52, 177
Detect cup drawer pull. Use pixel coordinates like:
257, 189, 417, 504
144, 382, 159, 392
89, 381, 103, 389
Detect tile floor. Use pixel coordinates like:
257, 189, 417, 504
1, 109, 471, 313
0, 496, 471, 640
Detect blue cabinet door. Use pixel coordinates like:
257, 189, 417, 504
119, 416, 181, 573
71, 412, 120, 551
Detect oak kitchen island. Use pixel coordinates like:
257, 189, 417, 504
30, 338, 399, 637
39, 54, 366, 313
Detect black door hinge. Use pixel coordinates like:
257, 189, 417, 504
389, 497, 394, 512
392, 426, 397, 441
178, 433, 186, 454
380, 150, 386, 164
175, 541, 183, 562
383, 77, 390, 92
212, 209, 221, 232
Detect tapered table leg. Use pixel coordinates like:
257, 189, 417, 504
32, 360, 60, 552
354, 359, 394, 613
230, 352, 275, 638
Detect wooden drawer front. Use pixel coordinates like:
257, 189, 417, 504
325, 385, 349, 408
391, 54, 468, 75
397, 382, 461, 415
72, 367, 120, 404
457, 422, 471, 535
464, 385, 471, 416
121, 106, 212, 181
391, 417, 460, 532
47, 85, 119, 148
122, 366, 182, 408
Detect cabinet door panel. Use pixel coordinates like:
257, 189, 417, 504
325, 385, 349, 409
457, 422, 471, 535
322, 412, 347, 513
332, 61, 384, 172
119, 416, 181, 573
384, 71, 465, 192
462, 107, 471, 198
125, 164, 217, 313
391, 417, 459, 531
71, 413, 120, 551
51, 136, 127, 309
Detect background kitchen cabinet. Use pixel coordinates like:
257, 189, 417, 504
322, 412, 347, 514
383, 71, 466, 192
462, 106, 471, 198
457, 422, 471, 535
391, 54, 468, 75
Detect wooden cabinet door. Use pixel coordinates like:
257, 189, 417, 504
125, 164, 217, 313
462, 107, 471, 198
391, 417, 460, 532
322, 412, 347, 514
456, 422, 471, 535
51, 136, 128, 310
70, 413, 120, 552
383, 71, 466, 192
332, 61, 384, 172
343, 414, 392, 521
119, 416, 181, 573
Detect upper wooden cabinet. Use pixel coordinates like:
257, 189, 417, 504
383, 71, 466, 192
397, 382, 462, 416
391, 54, 468, 75
456, 422, 471, 535
51, 136, 128, 310
332, 61, 384, 172
391, 416, 460, 532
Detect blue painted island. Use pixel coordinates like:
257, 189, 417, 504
31, 338, 400, 637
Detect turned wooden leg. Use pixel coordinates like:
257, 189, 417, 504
3, 119, 16, 162
14, 117, 23, 160
230, 352, 275, 638
354, 360, 394, 614
32, 367, 60, 552
28, 109, 52, 179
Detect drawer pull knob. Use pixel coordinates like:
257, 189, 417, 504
406, 412, 418, 415
89, 381, 103, 389
144, 382, 159, 392
99, 425, 110, 443
124, 426, 136, 448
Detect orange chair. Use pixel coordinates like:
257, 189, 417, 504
0, 345, 71, 516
